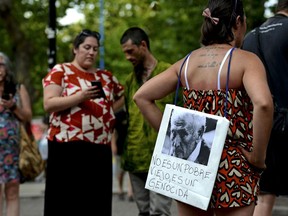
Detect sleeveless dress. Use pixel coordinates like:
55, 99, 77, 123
0, 94, 20, 183
182, 48, 261, 208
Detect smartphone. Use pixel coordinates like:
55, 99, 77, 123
91, 80, 106, 99
2, 93, 10, 100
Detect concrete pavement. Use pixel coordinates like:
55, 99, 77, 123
19, 173, 175, 216
19, 174, 288, 216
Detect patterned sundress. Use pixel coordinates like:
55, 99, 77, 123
182, 48, 262, 208
0, 95, 20, 183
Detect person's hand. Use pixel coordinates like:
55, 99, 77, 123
80, 86, 102, 100
238, 146, 266, 171
1, 94, 17, 111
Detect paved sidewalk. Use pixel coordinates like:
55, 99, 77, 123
19, 177, 288, 216
19, 175, 164, 216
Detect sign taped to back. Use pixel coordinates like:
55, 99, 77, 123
145, 104, 230, 210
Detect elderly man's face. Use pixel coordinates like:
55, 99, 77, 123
169, 111, 206, 159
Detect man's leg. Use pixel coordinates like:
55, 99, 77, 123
150, 190, 172, 216
129, 172, 150, 216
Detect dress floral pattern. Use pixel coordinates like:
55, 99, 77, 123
0, 97, 20, 183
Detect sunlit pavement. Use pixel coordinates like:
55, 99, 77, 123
19, 176, 288, 216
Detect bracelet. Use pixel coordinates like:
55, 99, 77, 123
10, 104, 17, 111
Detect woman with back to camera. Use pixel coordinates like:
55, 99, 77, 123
42, 29, 124, 216
0, 51, 32, 216
133, 0, 274, 215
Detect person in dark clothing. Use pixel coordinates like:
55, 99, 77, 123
242, 1, 288, 216
111, 107, 134, 201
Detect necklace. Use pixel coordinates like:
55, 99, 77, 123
142, 59, 158, 82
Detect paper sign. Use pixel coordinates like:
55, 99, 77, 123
145, 104, 230, 210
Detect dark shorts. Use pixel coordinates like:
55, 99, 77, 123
259, 131, 288, 196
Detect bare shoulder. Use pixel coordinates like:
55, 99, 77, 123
233, 49, 267, 80
234, 48, 264, 69
235, 48, 261, 63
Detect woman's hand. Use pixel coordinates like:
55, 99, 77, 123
44, 84, 105, 113
83, 86, 104, 100
1, 94, 17, 110
239, 146, 266, 171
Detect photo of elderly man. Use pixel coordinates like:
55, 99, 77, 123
162, 109, 217, 165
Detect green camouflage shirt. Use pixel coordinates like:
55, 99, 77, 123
121, 60, 176, 172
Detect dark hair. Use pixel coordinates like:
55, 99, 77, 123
0, 52, 17, 96
201, 0, 245, 46
72, 29, 101, 51
276, 0, 288, 12
120, 27, 150, 50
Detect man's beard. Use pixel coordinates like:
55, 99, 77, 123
133, 62, 145, 85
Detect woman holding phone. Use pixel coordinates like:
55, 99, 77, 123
42, 29, 124, 216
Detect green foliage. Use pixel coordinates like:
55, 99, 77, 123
0, 0, 275, 117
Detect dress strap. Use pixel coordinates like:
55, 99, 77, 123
184, 54, 192, 90
175, 47, 236, 118
183, 48, 235, 90
217, 47, 234, 89
174, 51, 192, 105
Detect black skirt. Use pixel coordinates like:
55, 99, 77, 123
44, 139, 112, 216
